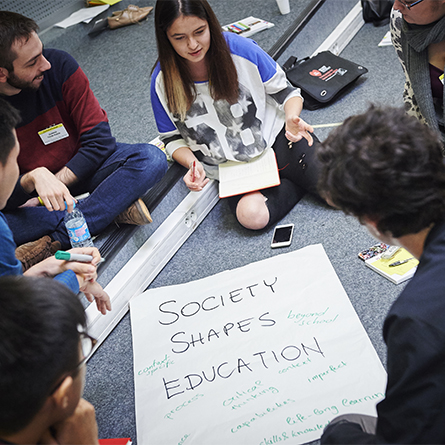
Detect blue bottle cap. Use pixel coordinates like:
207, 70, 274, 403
65, 201, 76, 211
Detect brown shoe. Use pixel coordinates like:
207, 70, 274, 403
15, 235, 61, 272
114, 199, 153, 226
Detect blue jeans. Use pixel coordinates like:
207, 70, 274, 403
4, 142, 168, 249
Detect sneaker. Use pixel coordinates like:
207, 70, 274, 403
15, 235, 61, 271
114, 199, 153, 226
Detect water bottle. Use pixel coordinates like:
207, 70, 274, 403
64, 202, 94, 248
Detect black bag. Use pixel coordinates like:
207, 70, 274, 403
361, 0, 394, 27
283, 51, 368, 111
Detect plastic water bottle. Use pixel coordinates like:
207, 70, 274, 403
64, 202, 94, 248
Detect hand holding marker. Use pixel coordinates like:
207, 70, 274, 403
191, 160, 196, 182
55, 250, 105, 264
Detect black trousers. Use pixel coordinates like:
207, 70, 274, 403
227, 126, 322, 229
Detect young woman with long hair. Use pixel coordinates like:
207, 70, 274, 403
151, 0, 322, 230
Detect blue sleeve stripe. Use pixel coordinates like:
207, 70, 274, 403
150, 66, 177, 134
54, 270, 79, 294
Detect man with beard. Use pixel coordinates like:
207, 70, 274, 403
0, 11, 168, 270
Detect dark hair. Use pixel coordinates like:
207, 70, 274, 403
154, 0, 238, 119
0, 11, 38, 72
0, 97, 20, 165
317, 105, 445, 237
0, 276, 86, 435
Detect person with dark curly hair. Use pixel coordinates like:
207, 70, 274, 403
317, 105, 445, 443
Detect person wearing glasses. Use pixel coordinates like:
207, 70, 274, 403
390, 0, 445, 145
317, 106, 445, 443
0, 275, 99, 444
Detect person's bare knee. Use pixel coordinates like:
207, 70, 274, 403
236, 192, 270, 230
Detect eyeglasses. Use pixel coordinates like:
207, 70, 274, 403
49, 331, 97, 394
397, 0, 425, 10
78, 331, 97, 368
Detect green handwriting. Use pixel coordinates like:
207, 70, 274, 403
223, 380, 279, 410
278, 357, 311, 374
230, 398, 295, 433
287, 405, 339, 425
307, 361, 347, 383
164, 394, 204, 420
287, 307, 339, 326
286, 393, 385, 427
259, 423, 328, 445
177, 434, 190, 445
137, 354, 174, 377
342, 392, 384, 407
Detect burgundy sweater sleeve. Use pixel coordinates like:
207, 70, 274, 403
62, 60, 117, 179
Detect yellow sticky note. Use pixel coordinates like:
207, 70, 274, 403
372, 248, 418, 276
89, 0, 122, 5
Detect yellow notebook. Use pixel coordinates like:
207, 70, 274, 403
218, 147, 280, 198
88, 0, 122, 5
365, 247, 418, 284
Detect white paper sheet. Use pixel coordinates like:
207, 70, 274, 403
55, 5, 109, 28
130, 244, 387, 444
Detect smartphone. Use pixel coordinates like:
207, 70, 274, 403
271, 224, 294, 248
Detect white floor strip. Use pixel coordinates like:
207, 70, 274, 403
86, 180, 219, 348
311, 1, 364, 57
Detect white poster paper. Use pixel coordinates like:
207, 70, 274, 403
130, 244, 387, 444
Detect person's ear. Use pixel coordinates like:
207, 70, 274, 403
0, 67, 9, 84
50, 376, 75, 413
362, 216, 378, 230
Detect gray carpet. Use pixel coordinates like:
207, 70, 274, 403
20, 0, 406, 443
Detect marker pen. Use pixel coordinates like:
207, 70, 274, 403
388, 257, 414, 267
55, 251, 105, 263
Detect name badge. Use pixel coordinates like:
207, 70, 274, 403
38, 124, 69, 145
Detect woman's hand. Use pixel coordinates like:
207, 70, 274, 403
184, 160, 209, 192
285, 115, 314, 146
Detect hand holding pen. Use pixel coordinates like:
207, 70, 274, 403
185, 159, 209, 192
55, 247, 103, 281
55, 248, 111, 314
55, 251, 105, 264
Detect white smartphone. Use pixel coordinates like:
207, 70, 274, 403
271, 223, 294, 248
